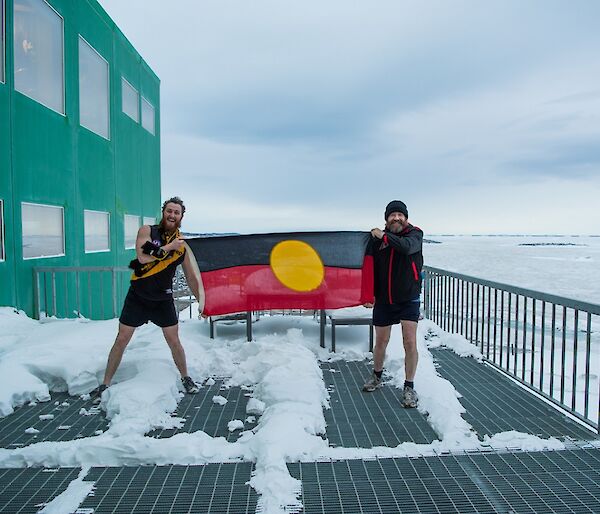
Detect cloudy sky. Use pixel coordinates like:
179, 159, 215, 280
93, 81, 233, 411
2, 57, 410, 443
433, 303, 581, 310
97, 0, 600, 235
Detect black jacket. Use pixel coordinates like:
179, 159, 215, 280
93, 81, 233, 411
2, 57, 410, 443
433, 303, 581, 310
370, 224, 423, 304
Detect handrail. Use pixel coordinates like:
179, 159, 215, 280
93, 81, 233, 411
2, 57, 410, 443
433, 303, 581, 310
423, 265, 599, 433
33, 266, 131, 320
33, 265, 194, 321
425, 266, 600, 315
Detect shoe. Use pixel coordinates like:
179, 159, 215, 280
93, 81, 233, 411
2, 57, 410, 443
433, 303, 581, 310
402, 386, 418, 408
182, 376, 199, 394
90, 384, 108, 404
362, 373, 382, 392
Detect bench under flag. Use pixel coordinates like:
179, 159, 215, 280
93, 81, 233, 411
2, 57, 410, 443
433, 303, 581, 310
185, 231, 374, 316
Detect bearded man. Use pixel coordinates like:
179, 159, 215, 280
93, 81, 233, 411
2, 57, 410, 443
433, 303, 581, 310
91, 197, 202, 401
362, 200, 424, 408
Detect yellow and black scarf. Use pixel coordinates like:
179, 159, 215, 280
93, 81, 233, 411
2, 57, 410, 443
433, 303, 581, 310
130, 229, 185, 280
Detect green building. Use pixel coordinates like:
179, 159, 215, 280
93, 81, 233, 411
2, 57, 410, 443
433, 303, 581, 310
0, 0, 161, 318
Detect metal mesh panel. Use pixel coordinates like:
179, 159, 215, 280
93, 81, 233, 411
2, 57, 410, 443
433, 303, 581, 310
148, 380, 253, 440
431, 348, 598, 440
0, 467, 81, 514
80, 463, 257, 514
321, 361, 438, 447
0, 392, 109, 448
289, 449, 600, 514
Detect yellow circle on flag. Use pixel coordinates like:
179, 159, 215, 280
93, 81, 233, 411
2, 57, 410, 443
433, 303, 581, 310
270, 240, 325, 292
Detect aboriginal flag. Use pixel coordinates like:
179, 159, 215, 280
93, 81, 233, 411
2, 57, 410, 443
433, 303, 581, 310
185, 231, 374, 316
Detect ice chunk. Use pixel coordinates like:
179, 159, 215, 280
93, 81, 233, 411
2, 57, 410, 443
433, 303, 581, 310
246, 398, 265, 415
227, 420, 244, 432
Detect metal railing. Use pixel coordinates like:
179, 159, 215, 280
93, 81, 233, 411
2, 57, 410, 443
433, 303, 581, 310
33, 266, 196, 321
33, 266, 132, 320
423, 265, 600, 433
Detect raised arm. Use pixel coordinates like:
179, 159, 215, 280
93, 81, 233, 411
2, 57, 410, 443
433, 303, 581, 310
135, 225, 154, 264
135, 225, 184, 264
382, 228, 423, 255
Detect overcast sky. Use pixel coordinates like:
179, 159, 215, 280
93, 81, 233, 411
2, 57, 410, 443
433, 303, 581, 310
98, 0, 600, 235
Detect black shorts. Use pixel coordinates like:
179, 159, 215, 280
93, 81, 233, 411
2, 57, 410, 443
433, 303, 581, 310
119, 289, 178, 328
373, 299, 421, 326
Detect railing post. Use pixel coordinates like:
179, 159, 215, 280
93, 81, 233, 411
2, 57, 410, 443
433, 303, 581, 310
112, 269, 117, 318
33, 269, 41, 320
423, 270, 430, 319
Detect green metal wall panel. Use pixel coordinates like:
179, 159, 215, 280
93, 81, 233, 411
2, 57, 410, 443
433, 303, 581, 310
0, 0, 14, 308
114, 33, 143, 266
139, 62, 161, 223
2, 0, 161, 317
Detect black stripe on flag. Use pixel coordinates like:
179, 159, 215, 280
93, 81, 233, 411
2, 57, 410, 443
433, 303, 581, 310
186, 231, 371, 272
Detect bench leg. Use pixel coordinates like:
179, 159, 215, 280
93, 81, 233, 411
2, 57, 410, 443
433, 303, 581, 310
369, 323, 374, 352
209, 318, 215, 339
319, 310, 325, 348
331, 322, 336, 353
246, 311, 252, 342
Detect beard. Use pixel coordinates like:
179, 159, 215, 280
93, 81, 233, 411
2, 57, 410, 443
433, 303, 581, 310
159, 216, 181, 234
386, 220, 404, 233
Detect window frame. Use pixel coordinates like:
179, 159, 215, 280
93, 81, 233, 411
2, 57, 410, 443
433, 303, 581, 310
83, 209, 110, 254
78, 35, 110, 140
0, 199, 5, 262
121, 77, 139, 122
141, 96, 155, 135
21, 201, 65, 260
1, 0, 5, 84
124, 214, 140, 250
13, 0, 66, 116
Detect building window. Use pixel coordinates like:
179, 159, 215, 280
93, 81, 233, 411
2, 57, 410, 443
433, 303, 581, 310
121, 77, 139, 122
124, 214, 139, 249
22, 202, 65, 259
13, 0, 64, 114
0, 199, 5, 261
79, 37, 109, 139
143, 216, 156, 226
141, 96, 155, 135
1, 0, 5, 84
84, 210, 110, 253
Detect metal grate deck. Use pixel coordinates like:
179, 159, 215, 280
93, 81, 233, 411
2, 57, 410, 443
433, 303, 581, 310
2, 350, 599, 513
430, 348, 598, 440
321, 361, 438, 447
79, 463, 257, 514
0, 467, 81, 514
0, 392, 109, 449
148, 380, 253, 440
288, 448, 600, 513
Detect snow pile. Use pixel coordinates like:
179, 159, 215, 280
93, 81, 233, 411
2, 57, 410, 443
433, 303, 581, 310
0, 308, 572, 513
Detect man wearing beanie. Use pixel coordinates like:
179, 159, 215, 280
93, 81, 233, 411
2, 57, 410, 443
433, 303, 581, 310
362, 200, 423, 408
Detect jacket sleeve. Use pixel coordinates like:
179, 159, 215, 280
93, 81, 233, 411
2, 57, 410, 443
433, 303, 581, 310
383, 227, 423, 255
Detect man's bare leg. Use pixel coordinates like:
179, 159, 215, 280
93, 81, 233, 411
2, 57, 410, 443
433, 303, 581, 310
400, 319, 419, 407
163, 324, 199, 393
162, 324, 188, 378
363, 326, 392, 391
400, 320, 418, 381
102, 323, 136, 386
373, 325, 392, 372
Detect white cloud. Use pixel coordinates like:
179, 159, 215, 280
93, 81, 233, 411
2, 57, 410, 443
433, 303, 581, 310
98, 0, 600, 234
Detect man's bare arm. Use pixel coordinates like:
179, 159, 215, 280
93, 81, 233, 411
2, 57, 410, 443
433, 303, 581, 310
135, 225, 185, 264
181, 243, 206, 316
135, 225, 154, 264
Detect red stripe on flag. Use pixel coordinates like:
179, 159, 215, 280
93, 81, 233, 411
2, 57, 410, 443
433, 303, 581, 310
203, 261, 374, 316
361, 254, 374, 304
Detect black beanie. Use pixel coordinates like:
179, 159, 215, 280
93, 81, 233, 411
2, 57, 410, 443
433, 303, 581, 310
384, 200, 408, 220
